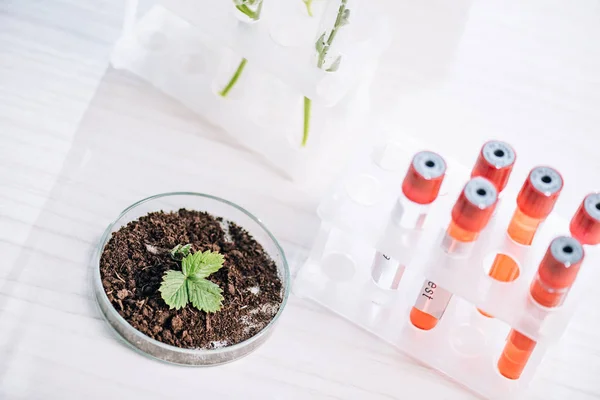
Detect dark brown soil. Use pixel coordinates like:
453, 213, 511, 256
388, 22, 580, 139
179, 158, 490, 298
99, 209, 283, 350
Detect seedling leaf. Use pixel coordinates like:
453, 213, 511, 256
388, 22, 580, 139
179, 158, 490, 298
188, 277, 225, 313
182, 250, 225, 279
159, 270, 188, 310
160, 248, 226, 312
316, 32, 326, 54
170, 243, 192, 260
340, 9, 350, 26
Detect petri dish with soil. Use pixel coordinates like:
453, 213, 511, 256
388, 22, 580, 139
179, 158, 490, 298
92, 192, 290, 366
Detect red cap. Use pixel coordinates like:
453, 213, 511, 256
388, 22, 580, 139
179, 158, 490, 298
471, 140, 516, 193
451, 177, 498, 233
570, 193, 600, 245
402, 151, 446, 205
531, 236, 584, 307
517, 166, 563, 219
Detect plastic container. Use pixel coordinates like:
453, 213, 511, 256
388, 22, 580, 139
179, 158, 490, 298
92, 192, 290, 366
111, 1, 390, 181
121, 0, 390, 104
294, 139, 600, 399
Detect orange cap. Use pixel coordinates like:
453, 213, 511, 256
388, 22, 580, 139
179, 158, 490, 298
471, 140, 516, 193
531, 236, 584, 307
517, 167, 563, 219
451, 177, 498, 233
402, 151, 446, 205
570, 193, 600, 245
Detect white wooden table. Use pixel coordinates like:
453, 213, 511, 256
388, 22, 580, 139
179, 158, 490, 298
1, 1, 599, 399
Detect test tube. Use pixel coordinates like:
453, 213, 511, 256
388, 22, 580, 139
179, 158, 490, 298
570, 193, 600, 246
507, 167, 563, 245
371, 151, 446, 289
471, 140, 516, 193
497, 236, 584, 380
410, 177, 498, 330
479, 166, 563, 316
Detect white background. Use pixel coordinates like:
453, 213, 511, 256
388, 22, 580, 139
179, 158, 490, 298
1, 0, 599, 399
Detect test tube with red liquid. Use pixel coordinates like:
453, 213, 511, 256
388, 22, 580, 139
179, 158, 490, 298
371, 151, 446, 289
471, 140, 516, 193
479, 166, 563, 317
570, 193, 600, 246
410, 177, 498, 330
497, 236, 584, 380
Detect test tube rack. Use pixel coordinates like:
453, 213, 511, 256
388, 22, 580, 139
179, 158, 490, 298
294, 139, 599, 399
111, 0, 390, 181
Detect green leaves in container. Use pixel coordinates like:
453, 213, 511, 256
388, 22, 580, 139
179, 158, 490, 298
234, 0, 263, 20
221, 0, 263, 98
160, 249, 225, 313
303, 0, 351, 146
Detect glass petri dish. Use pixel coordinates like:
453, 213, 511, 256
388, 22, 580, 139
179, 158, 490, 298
92, 192, 290, 366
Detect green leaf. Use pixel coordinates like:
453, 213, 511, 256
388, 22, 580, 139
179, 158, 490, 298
315, 32, 326, 54
340, 9, 350, 26
170, 243, 192, 260
182, 250, 225, 279
188, 277, 224, 313
326, 55, 342, 72
159, 270, 188, 310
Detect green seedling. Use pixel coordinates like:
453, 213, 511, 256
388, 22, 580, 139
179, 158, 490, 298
159, 249, 225, 313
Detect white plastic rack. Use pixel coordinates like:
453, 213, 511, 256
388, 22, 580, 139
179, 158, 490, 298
294, 138, 599, 399
111, 0, 390, 181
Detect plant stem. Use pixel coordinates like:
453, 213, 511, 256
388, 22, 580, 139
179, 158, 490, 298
303, 0, 348, 146
303, 96, 311, 146
219, 58, 247, 97
319, 0, 347, 68
225, 3, 261, 97
303, 0, 314, 16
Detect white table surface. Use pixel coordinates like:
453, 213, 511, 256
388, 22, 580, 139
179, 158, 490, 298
1, 0, 600, 399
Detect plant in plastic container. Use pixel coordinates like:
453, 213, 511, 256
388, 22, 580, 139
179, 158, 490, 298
220, 0, 264, 97
302, 0, 350, 146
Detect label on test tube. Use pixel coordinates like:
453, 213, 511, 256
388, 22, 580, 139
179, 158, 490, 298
371, 251, 406, 290
413, 280, 453, 319
373, 150, 446, 293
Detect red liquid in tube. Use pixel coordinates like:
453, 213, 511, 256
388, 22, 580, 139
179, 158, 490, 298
471, 140, 516, 193
498, 236, 584, 380
372, 151, 446, 289
410, 177, 498, 330
479, 166, 563, 317
570, 193, 600, 246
